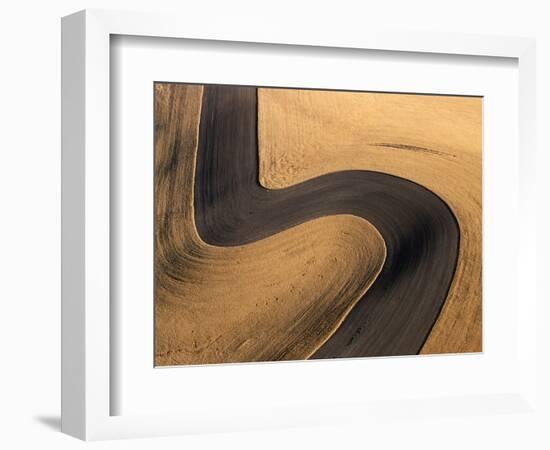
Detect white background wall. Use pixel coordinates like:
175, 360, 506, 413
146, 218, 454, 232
0, 1, 548, 448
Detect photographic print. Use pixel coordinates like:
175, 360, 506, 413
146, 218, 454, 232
154, 83, 482, 366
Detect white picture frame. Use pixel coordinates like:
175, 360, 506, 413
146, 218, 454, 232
61, 9, 537, 441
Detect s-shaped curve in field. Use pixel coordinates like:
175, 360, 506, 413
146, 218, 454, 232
193, 85, 460, 358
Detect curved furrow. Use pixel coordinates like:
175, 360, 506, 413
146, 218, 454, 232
193, 85, 460, 358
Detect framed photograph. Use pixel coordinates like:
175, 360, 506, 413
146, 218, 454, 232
61, 9, 537, 440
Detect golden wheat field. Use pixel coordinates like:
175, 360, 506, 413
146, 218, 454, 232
154, 83, 481, 366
